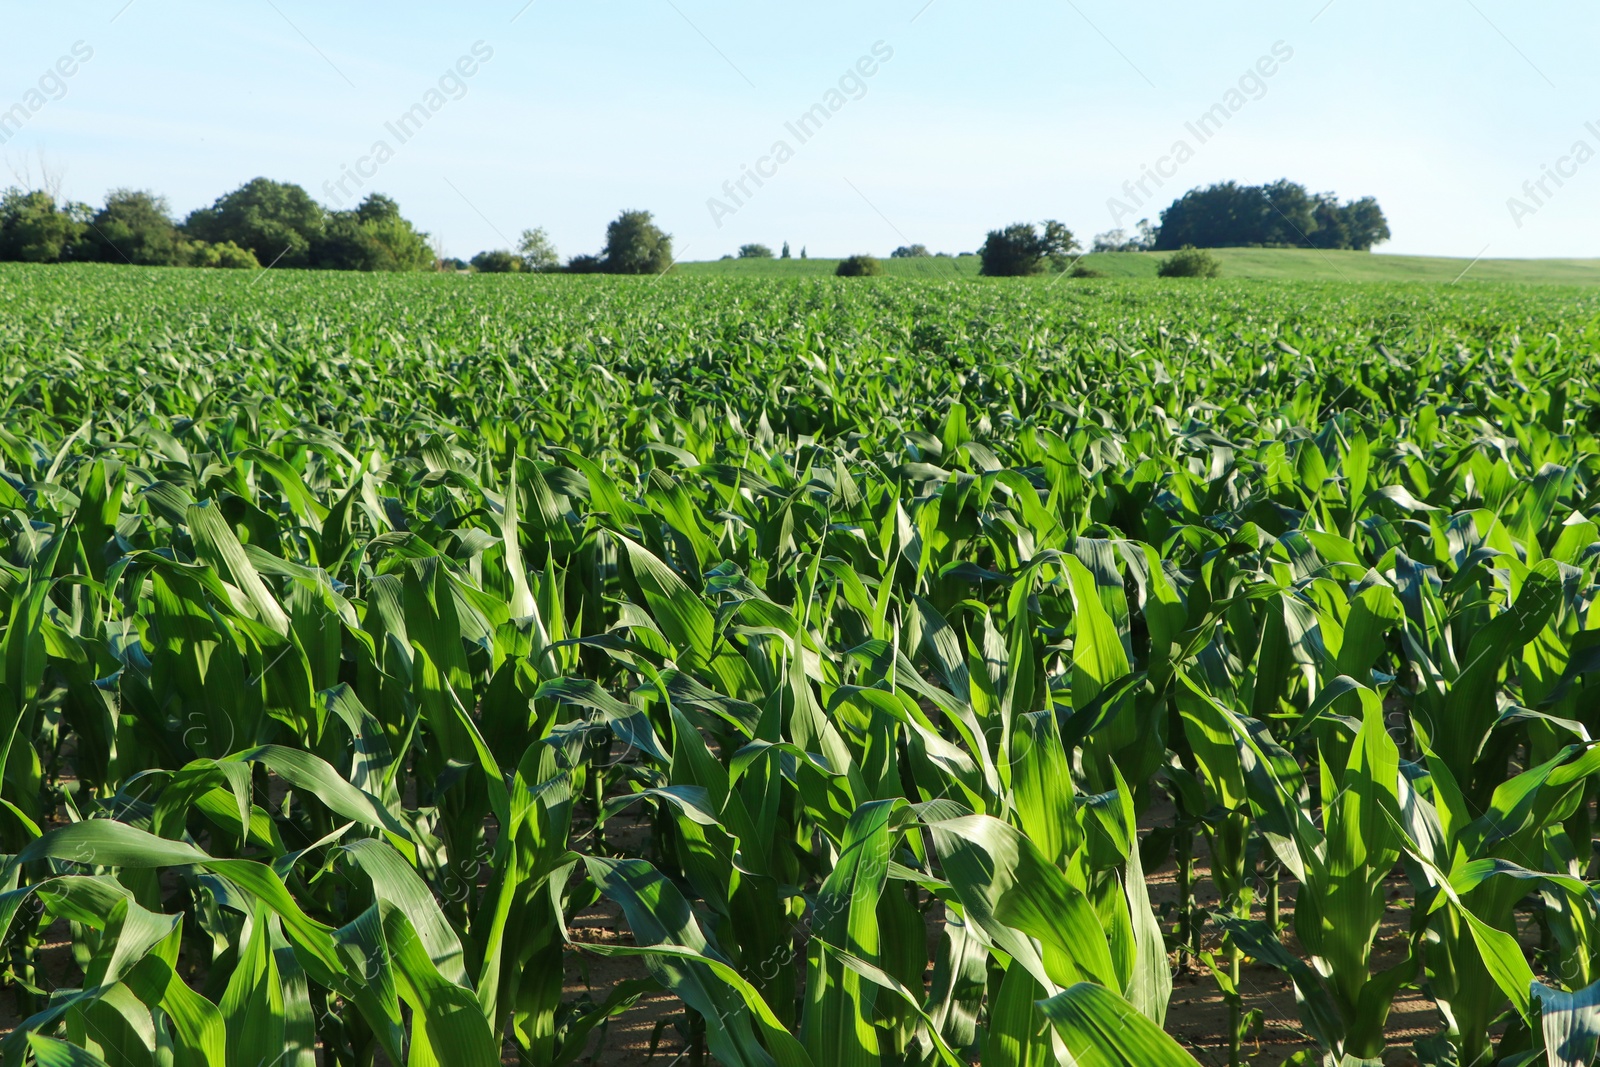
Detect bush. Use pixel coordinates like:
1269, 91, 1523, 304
1158, 246, 1223, 278
738, 244, 774, 259
891, 244, 930, 258
835, 254, 884, 277
1069, 263, 1106, 279
566, 254, 604, 274
471, 250, 522, 274
190, 240, 260, 269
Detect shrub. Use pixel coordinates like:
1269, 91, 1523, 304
1158, 246, 1223, 278
566, 254, 604, 274
891, 244, 931, 258
471, 250, 522, 273
1069, 263, 1107, 279
836, 254, 884, 277
738, 244, 774, 259
190, 240, 260, 269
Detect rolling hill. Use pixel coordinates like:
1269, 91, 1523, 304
678, 248, 1600, 285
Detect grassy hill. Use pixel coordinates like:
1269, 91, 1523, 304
679, 248, 1600, 285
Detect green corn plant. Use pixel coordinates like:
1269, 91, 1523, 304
1191, 678, 1414, 1064
3, 261, 1600, 1067
1393, 733, 1600, 1067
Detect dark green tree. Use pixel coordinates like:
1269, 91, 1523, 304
601, 210, 673, 274
471, 249, 522, 273
738, 243, 774, 259
1340, 197, 1391, 251
1156, 180, 1387, 251
314, 194, 432, 271
978, 221, 1079, 276
0, 188, 87, 262
891, 244, 930, 258
184, 178, 324, 268
83, 189, 186, 266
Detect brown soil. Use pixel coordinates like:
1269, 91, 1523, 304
1147, 851, 1437, 1067
0, 780, 1550, 1067
560, 801, 1466, 1067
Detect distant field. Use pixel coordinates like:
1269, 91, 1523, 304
681, 247, 1600, 285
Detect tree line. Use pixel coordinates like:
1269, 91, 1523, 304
966, 179, 1387, 277
1, 173, 1384, 276
462, 210, 674, 276
0, 175, 677, 275
0, 178, 435, 271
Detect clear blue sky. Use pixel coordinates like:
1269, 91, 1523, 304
3, 1, 1596, 261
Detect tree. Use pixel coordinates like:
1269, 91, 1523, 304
471, 250, 522, 273
516, 228, 560, 273
82, 189, 186, 266
1092, 219, 1157, 253
891, 244, 930, 258
184, 178, 324, 268
566, 254, 603, 274
439, 257, 469, 272
601, 209, 672, 274
781, 241, 791, 259
835, 254, 884, 277
978, 220, 1079, 276
1340, 197, 1391, 251
800, 246, 807, 259
738, 243, 774, 259
1155, 180, 1388, 251
0, 188, 86, 262
313, 194, 432, 272
1308, 196, 1350, 251
1039, 221, 1079, 270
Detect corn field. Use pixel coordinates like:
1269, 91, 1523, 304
5, 263, 1600, 1066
